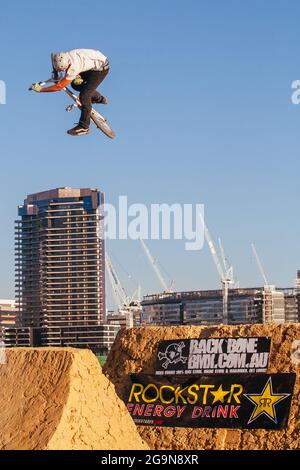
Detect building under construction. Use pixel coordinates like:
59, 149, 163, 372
139, 214, 300, 326
141, 286, 300, 325
12, 187, 117, 354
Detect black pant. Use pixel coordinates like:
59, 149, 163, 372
71, 69, 109, 128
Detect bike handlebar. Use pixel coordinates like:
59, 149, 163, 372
28, 77, 59, 91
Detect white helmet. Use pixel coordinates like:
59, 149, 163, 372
51, 52, 70, 71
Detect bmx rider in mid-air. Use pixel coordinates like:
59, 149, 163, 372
31, 48, 110, 136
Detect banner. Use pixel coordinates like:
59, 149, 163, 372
126, 373, 295, 429
155, 337, 271, 375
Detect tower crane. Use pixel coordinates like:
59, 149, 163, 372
199, 213, 233, 324
105, 252, 142, 327
139, 238, 174, 293
105, 253, 129, 310
218, 237, 238, 287
251, 243, 278, 324
251, 243, 269, 286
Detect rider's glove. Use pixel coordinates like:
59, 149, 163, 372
31, 83, 43, 93
73, 75, 84, 86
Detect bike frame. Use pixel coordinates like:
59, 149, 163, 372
37, 78, 83, 106
36, 77, 108, 123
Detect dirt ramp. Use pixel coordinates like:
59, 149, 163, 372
104, 323, 300, 450
0, 348, 148, 450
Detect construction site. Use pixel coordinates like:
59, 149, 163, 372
105, 213, 300, 329
0, 186, 299, 355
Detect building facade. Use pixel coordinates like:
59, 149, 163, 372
0, 299, 17, 344
14, 188, 107, 353
296, 271, 300, 290
141, 286, 297, 326
281, 289, 299, 323
0, 299, 16, 328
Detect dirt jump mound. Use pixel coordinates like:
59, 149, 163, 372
104, 323, 300, 450
0, 348, 148, 450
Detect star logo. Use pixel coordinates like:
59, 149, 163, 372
210, 385, 230, 404
244, 377, 290, 424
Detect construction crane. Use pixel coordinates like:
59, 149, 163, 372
218, 237, 238, 288
251, 243, 279, 324
105, 253, 129, 310
105, 252, 142, 327
199, 213, 233, 324
251, 243, 269, 286
131, 284, 142, 303
139, 238, 174, 293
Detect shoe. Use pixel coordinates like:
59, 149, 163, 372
67, 124, 90, 136
100, 96, 109, 105
92, 95, 109, 105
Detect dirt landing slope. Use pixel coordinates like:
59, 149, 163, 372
0, 348, 148, 450
104, 323, 300, 450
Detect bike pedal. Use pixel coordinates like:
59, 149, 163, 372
66, 104, 78, 112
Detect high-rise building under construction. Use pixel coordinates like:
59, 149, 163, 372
14, 188, 111, 353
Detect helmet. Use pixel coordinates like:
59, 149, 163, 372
51, 52, 70, 72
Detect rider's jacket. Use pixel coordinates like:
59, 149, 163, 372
65, 49, 108, 81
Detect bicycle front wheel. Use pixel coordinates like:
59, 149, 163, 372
91, 111, 116, 139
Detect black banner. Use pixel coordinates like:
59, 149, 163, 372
155, 337, 271, 375
127, 373, 295, 429
0, 451, 297, 464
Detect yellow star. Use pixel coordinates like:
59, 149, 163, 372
245, 377, 290, 424
210, 385, 230, 404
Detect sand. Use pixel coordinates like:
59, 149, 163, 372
0, 347, 148, 450
104, 323, 300, 450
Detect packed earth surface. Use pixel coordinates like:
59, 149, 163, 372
104, 323, 300, 450
1, 324, 299, 450
0, 347, 148, 450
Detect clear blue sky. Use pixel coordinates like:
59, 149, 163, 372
0, 0, 300, 307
